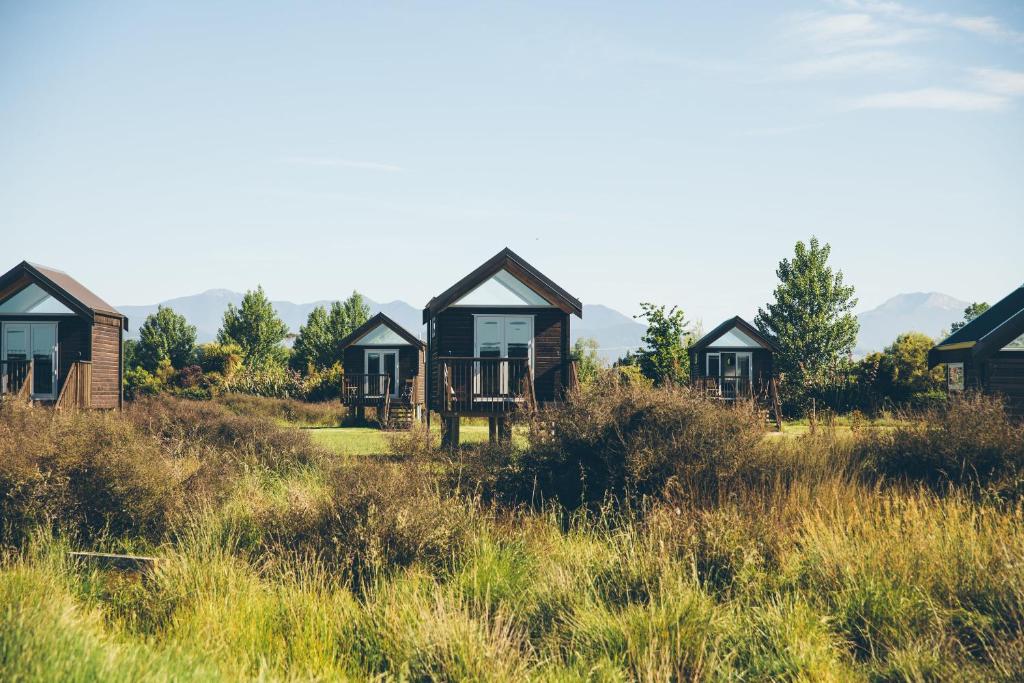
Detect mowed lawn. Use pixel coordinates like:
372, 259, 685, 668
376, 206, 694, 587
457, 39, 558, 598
306, 423, 496, 455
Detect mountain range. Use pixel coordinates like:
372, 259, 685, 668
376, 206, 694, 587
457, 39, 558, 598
117, 292, 648, 362
117, 290, 973, 363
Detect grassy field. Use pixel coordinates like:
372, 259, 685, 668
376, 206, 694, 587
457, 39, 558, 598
307, 422, 526, 455
2, 390, 1022, 681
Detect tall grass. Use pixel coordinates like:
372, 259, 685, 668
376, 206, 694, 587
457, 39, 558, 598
2, 389, 1023, 680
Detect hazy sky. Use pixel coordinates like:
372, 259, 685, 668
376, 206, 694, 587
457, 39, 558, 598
1, 1, 1022, 327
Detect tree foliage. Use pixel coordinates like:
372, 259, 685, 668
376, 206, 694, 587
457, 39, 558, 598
291, 291, 372, 374
635, 303, 690, 386
950, 302, 990, 333
135, 305, 197, 372
755, 237, 858, 406
859, 332, 944, 406
217, 286, 289, 369
570, 337, 602, 385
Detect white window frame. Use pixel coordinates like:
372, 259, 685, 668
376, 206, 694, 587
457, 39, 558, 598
363, 348, 400, 398
473, 314, 534, 396
1, 321, 59, 400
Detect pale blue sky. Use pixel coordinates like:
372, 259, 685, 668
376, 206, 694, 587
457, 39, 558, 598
1, 1, 1022, 327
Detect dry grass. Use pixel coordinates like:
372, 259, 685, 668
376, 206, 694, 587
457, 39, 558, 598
2, 388, 1023, 680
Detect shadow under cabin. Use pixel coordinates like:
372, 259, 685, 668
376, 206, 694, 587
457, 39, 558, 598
422, 247, 583, 447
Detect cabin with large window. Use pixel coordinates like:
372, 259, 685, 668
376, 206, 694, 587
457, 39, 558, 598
929, 285, 1024, 417
691, 316, 779, 408
423, 248, 582, 445
338, 312, 426, 427
0, 261, 127, 410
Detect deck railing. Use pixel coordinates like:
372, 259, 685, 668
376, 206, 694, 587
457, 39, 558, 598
341, 373, 392, 406
55, 361, 92, 411
439, 357, 534, 415
1, 359, 33, 400
696, 376, 756, 401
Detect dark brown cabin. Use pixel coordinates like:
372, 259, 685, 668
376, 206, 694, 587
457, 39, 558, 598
338, 312, 426, 426
690, 316, 778, 401
423, 248, 582, 443
0, 261, 127, 410
929, 285, 1024, 417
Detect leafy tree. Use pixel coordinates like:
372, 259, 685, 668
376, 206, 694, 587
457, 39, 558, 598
290, 306, 333, 372
135, 305, 197, 372
571, 337, 602, 385
326, 291, 371, 349
862, 332, 944, 405
755, 237, 858, 407
635, 303, 690, 386
950, 302, 990, 333
217, 286, 289, 369
291, 291, 371, 374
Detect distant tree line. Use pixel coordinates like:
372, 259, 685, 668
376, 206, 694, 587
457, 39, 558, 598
607, 236, 965, 416
123, 288, 370, 401
125, 238, 977, 414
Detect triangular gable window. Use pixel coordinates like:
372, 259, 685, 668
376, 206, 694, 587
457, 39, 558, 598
707, 326, 762, 349
453, 269, 552, 307
355, 324, 412, 346
0, 283, 74, 314
1004, 331, 1024, 351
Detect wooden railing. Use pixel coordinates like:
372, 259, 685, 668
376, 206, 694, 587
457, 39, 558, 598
696, 376, 755, 401
439, 357, 534, 415
56, 361, 92, 411
1, 359, 33, 400
341, 373, 392, 406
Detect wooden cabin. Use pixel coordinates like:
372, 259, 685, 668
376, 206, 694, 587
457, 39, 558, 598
690, 316, 778, 402
338, 312, 426, 427
929, 285, 1024, 417
0, 261, 127, 410
423, 248, 583, 444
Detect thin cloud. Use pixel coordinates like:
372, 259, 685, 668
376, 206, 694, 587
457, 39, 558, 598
972, 68, 1024, 96
835, 0, 1024, 42
849, 87, 1008, 111
788, 11, 929, 52
781, 50, 919, 79
283, 157, 405, 172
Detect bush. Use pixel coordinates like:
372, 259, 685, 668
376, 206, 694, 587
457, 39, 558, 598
222, 365, 306, 399
855, 393, 1024, 493
126, 395, 327, 473
214, 393, 346, 427
0, 400, 184, 544
456, 377, 764, 507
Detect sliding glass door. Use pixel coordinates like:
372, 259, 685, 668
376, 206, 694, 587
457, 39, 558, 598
364, 349, 398, 397
474, 315, 533, 397
2, 322, 58, 400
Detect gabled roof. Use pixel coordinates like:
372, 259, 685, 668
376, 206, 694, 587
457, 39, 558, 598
690, 316, 779, 353
0, 261, 127, 328
929, 285, 1024, 367
338, 312, 425, 350
422, 248, 583, 323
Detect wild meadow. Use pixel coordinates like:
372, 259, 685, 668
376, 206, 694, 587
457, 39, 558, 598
1, 384, 1023, 681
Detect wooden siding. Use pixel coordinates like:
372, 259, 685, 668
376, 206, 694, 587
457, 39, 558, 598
90, 314, 122, 409
343, 344, 425, 406
428, 307, 569, 410
57, 317, 91, 386
984, 355, 1024, 417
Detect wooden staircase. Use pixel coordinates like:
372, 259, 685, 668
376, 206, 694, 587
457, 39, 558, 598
385, 405, 417, 430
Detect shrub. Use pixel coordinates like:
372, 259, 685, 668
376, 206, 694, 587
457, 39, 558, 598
126, 395, 326, 473
0, 400, 184, 544
223, 365, 306, 399
854, 393, 1024, 493
458, 377, 763, 507
213, 393, 346, 427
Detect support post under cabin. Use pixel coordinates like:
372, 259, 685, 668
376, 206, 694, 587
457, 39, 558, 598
441, 416, 460, 449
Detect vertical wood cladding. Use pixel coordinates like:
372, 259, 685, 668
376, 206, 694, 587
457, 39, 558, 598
90, 314, 122, 409
429, 307, 569, 408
